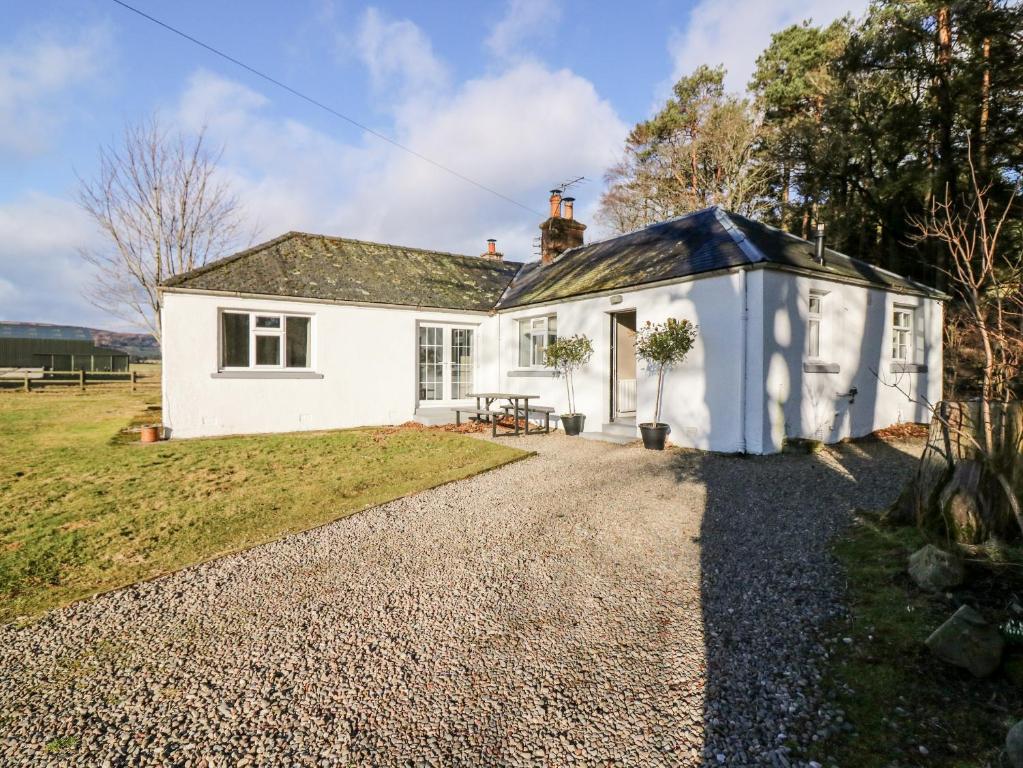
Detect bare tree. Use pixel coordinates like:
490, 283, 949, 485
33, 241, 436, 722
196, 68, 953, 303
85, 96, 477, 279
909, 143, 1022, 453
78, 115, 247, 342
883, 144, 1023, 542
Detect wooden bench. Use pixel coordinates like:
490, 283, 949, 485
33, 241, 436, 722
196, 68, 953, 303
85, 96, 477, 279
499, 404, 554, 434
454, 408, 501, 437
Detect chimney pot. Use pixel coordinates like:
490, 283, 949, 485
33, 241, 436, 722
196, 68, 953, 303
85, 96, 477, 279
814, 221, 826, 265
563, 197, 575, 220
549, 189, 563, 218
481, 238, 503, 261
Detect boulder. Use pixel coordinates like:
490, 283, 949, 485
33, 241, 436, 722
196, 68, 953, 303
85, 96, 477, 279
926, 605, 1004, 677
908, 544, 964, 592
1007, 720, 1023, 768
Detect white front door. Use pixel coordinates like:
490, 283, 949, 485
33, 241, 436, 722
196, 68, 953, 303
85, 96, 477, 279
417, 324, 475, 405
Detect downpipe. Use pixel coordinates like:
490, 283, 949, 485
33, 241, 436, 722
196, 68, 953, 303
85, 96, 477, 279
738, 268, 748, 454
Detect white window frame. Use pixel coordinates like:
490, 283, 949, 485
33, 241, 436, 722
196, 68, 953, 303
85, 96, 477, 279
416, 322, 477, 404
807, 291, 825, 360
220, 310, 314, 371
892, 307, 914, 363
518, 314, 557, 368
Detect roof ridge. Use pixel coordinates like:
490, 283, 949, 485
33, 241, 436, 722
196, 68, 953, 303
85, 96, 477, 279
713, 208, 767, 264
556, 206, 720, 257
287, 231, 525, 267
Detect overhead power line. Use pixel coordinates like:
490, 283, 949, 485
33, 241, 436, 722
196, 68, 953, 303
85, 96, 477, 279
110, 0, 543, 217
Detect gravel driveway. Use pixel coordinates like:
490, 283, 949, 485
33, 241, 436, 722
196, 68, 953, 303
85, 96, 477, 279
0, 433, 921, 767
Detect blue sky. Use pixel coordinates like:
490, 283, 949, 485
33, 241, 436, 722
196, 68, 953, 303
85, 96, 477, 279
1, 0, 867, 331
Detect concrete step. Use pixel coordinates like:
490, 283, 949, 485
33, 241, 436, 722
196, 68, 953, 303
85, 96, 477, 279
579, 431, 635, 445
602, 421, 638, 438
413, 408, 456, 426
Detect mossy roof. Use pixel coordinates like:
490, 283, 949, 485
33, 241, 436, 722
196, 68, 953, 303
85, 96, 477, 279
495, 207, 945, 309
162, 232, 523, 312
163, 211, 944, 313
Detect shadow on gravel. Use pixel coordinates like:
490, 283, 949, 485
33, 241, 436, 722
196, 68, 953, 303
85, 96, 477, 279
668, 440, 918, 766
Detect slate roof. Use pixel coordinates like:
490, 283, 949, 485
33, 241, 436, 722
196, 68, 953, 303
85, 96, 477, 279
162, 232, 523, 312
494, 207, 945, 309
162, 209, 944, 313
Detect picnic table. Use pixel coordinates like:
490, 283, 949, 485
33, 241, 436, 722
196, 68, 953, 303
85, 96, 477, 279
462, 392, 544, 436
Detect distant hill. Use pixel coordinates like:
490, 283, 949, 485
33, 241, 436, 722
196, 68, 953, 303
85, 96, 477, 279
0, 322, 161, 360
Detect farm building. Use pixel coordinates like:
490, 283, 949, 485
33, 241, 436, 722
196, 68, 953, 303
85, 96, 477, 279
0, 323, 129, 372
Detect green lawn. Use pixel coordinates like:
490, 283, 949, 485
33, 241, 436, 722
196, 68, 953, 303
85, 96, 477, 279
0, 387, 527, 623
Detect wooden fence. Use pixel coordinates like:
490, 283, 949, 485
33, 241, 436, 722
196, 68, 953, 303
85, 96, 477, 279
2, 370, 159, 392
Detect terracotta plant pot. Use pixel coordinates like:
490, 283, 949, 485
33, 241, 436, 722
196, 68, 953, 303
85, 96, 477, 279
639, 423, 669, 450
561, 413, 585, 436
140, 425, 161, 443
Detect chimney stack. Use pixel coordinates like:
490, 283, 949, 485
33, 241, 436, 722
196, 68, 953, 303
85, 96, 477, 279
540, 191, 586, 265
563, 197, 575, 220
814, 221, 825, 265
549, 189, 562, 218
481, 238, 503, 261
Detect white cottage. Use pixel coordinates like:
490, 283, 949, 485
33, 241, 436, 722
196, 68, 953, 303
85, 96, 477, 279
159, 195, 945, 453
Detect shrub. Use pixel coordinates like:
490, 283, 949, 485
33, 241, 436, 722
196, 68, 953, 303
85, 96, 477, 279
636, 318, 698, 425
544, 334, 594, 415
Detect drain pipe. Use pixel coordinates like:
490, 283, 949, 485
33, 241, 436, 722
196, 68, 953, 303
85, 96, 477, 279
738, 268, 748, 453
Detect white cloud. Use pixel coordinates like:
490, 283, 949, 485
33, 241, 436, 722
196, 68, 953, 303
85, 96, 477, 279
174, 56, 627, 261
486, 0, 562, 60
0, 192, 124, 328
0, 25, 109, 157
667, 0, 870, 95
356, 8, 448, 99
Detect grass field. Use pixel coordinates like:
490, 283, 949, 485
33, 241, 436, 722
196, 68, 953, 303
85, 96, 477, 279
0, 386, 526, 623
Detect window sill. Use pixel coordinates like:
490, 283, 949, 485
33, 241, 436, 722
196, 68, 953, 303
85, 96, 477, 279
803, 361, 840, 374
211, 371, 324, 380
508, 368, 557, 378
890, 362, 927, 374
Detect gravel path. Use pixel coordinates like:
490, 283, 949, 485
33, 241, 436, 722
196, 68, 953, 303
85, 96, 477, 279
0, 434, 921, 767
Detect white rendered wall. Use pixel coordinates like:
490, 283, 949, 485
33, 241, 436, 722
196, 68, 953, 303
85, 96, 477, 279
757, 270, 943, 453
496, 273, 748, 453
161, 291, 497, 438
162, 269, 943, 452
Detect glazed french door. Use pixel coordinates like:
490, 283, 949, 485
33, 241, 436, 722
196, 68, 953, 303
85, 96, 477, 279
417, 324, 475, 404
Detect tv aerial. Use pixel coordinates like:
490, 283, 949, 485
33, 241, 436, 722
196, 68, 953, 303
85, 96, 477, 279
556, 176, 586, 194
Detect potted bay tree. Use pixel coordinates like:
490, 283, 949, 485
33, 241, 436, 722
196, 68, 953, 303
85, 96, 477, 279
544, 334, 594, 436
636, 317, 698, 450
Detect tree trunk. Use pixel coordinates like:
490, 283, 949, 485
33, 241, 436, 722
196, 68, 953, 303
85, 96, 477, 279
979, 32, 991, 168
654, 366, 665, 425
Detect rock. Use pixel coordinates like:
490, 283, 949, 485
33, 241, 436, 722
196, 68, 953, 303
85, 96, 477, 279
925, 605, 1004, 677
908, 544, 964, 592
1007, 721, 1023, 768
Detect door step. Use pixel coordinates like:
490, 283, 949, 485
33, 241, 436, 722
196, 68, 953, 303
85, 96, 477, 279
602, 421, 638, 438
413, 408, 456, 426
580, 431, 635, 445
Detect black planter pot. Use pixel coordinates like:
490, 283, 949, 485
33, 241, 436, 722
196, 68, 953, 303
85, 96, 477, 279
561, 413, 585, 436
639, 422, 669, 450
